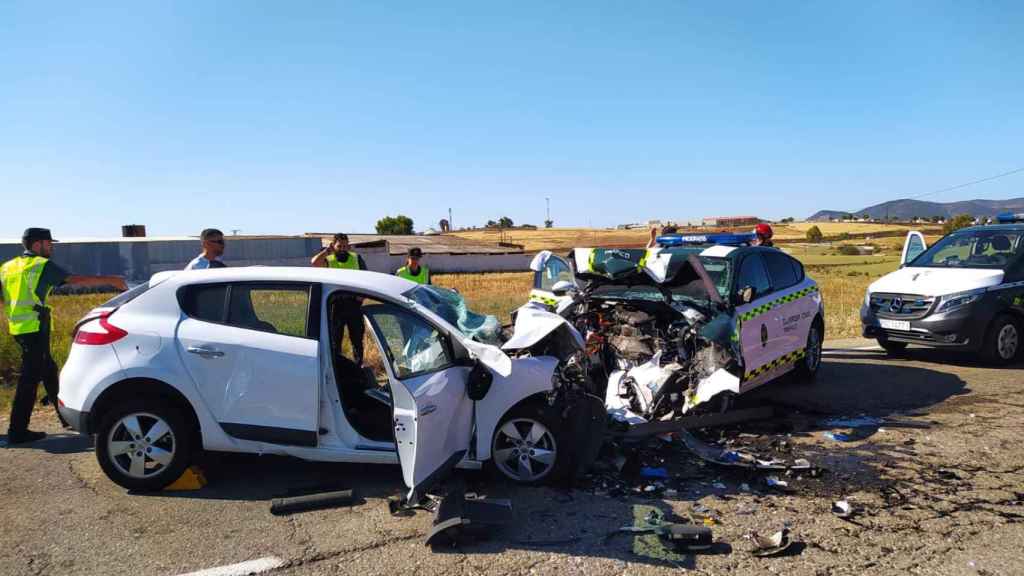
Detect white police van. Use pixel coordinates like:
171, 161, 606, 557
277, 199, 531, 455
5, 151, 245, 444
861, 213, 1024, 364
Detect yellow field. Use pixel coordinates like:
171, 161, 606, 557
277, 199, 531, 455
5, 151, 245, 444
451, 222, 943, 252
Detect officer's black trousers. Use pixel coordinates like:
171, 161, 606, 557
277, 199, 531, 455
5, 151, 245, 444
8, 330, 59, 435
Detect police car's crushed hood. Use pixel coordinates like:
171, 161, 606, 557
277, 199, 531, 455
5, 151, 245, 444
869, 266, 1005, 297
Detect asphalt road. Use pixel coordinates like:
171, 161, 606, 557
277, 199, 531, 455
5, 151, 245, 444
1, 340, 1022, 576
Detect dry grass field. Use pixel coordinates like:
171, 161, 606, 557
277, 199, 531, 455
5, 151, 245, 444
451, 222, 941, 251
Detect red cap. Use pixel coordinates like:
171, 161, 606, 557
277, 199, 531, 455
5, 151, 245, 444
755, 223, 773, 239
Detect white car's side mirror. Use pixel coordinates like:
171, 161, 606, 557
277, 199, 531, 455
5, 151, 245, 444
551, 280, 576, 296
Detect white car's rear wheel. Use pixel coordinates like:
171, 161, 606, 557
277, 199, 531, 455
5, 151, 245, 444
96, 400, 193, 491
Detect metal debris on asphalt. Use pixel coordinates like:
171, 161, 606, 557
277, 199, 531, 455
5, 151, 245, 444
749, 528, 795, 557
831, 500, 855, 519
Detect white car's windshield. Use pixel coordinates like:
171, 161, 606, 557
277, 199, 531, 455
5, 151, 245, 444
909, 229, 1024, 270
403, 285, 503, 345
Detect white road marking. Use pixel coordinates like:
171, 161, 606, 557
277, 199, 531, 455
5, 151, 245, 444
176, 556, 285, 576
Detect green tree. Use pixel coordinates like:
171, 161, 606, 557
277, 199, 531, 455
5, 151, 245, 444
375, 214, 414, 235
942, 214, 975, 235
806, 225, 824, 243
498, 216, 514, 228
544, 219, 554, 228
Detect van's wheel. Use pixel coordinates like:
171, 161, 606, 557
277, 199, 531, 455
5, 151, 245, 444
490, 402, 568, 485
95, 399, 193, 491
981, 314, 1021, 365
793, 318, 824, 382
877, 339, 908, 355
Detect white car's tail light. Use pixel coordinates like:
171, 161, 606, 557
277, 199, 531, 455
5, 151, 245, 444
74, 312, 128, 345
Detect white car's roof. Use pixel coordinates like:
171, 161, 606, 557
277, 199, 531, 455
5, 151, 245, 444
154, 266, 418, 297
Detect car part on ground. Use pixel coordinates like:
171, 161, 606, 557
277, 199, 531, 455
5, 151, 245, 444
270, 489, 356, 516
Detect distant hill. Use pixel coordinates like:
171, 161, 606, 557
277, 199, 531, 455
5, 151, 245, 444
809, 197, 1024, 221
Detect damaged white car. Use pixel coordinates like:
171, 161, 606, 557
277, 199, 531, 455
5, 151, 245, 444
58, 267, 603, 500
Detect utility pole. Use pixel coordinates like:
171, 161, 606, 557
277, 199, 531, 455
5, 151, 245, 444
449, 208, 453, 232
545, 197, 550, 223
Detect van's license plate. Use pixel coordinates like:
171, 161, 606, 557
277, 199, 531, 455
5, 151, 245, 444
880, 319, 911, 331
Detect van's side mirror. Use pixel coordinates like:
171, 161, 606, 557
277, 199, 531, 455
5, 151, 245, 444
467, 359, 493, 401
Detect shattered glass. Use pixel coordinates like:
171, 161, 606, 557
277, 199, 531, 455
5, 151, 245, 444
405, 285, 503, 346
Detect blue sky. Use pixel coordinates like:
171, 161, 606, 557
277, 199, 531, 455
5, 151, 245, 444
2, 2, 1023, 237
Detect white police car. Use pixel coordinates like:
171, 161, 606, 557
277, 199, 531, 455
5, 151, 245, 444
862, 213, 1024, 364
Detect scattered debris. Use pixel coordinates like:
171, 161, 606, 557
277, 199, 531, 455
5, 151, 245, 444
608, 507, 714, 559
678, 430, 815, 471
749, 528, 795, 557
831, 500, 855, 519
820, 416, 884, 428
425, 479, 513, 548
640, 466, 669, 479
271, 489, 355, 516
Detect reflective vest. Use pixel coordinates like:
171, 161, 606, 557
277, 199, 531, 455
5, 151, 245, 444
326, 252, 360, 270
1, 255, 50, 335
396, 265, 430, 284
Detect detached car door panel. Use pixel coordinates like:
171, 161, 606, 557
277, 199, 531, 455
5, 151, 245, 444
177, 283, 320, 446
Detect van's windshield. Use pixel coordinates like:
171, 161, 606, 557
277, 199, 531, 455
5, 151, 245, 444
909, 229, 1024, 270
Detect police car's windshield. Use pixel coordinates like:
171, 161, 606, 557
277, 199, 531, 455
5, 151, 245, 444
909, 229, 1024, 269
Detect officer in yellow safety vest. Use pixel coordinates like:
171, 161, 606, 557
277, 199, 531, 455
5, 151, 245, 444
311, 233, 367, 271
311, 233, 367, 365
1, 228, 127, 444
395, 247, 430, 285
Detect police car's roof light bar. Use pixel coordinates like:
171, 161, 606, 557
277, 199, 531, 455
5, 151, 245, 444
657, 232, 757, 247
996, 212, 1024, 224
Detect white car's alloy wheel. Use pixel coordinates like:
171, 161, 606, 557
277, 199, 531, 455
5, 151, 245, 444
107, 412, 176, 479
492, 418, 558, 483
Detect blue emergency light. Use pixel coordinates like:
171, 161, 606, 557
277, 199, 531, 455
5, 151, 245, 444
996, 212, 1024, 224
656, 232, 757, 247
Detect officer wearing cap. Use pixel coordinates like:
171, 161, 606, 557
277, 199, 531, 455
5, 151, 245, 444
752, 223, 775, 247
1, 228, 127, 444
396, 247, 430, 285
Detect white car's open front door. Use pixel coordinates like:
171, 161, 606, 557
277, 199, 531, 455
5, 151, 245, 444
361, 301, 474, 502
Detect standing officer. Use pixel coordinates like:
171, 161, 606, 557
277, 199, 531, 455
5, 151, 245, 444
1, 228, 127, 444
752, 223, 775, 247
311, 233, 367, 271
396, 247, 430, 285
311, 233, 367, 365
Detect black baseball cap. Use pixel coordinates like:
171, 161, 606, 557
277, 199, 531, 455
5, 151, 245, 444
408, 247, 423, 258
22, 228, 57, 243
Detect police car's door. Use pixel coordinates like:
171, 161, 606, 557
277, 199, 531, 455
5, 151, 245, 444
360, 301, 473, 502
902, 232, 928, 266
733, 253, 783, 388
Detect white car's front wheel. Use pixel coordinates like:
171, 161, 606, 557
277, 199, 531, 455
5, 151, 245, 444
490, 403, 567, 485
95, 399, 193, 491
